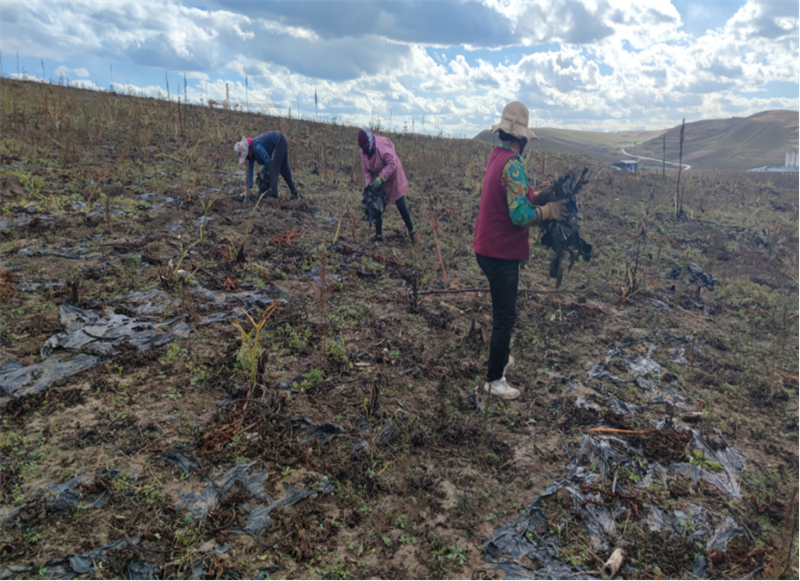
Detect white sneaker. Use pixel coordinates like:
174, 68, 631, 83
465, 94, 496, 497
483, 377, 520, 400
504, 356, 515, 376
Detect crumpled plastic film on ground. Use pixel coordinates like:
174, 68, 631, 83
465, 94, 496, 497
177, 462, 333, 535
178, 462, 270, 518
1, 470, 122, 528
671, 430, 746, 500
3, 538, 135, 579
0, 354, 100, 405
483, 397, 748, 578
0, 303, 190, 405
240, 477, 334, 535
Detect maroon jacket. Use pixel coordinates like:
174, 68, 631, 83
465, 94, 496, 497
473, 147, 533, 261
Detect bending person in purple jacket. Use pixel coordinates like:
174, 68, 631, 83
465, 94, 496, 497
234, 131, 298, 199
357, 127, 415, 243
473, 102, 569, 400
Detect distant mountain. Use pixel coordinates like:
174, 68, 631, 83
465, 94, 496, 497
474, 110, 799, 170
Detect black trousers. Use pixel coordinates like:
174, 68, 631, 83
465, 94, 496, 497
476, 253, 520, 382
375, 195, 414, 236
268, 133, 298, 197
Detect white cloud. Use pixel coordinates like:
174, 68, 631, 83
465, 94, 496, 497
55, 65, 90, 78
0, 0, 796, 135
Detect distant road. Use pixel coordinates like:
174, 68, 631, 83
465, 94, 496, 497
621, 148, 691, 171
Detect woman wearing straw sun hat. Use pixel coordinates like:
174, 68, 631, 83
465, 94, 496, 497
233, 131, 299, 199
473, 102, 569, 400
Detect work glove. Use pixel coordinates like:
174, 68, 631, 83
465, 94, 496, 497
369, 176, 383, 191
540, 199, 570, 222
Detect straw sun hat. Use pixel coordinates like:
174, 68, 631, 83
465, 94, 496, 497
491, 102, 538, 142
233, 137, 249, 164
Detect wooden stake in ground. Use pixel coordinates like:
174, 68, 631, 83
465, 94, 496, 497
675, 118, 685, 217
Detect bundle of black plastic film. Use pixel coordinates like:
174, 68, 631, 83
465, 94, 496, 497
538, 167, 592, 288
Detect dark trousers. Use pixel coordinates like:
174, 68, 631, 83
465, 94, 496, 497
268, 133, 298, 197
375, 195, 414, 236
476, 253, 519, 382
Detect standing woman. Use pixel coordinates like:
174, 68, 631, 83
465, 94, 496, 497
234, 130, 299, 199
473, 102, 569, 400
357, 127, 415, 243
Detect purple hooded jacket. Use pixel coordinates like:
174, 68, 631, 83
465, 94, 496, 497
360, 135, 409, 206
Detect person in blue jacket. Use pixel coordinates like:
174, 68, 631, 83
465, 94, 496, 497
234, 131, 299, 199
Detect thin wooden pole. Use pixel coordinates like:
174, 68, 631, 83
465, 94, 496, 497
675, 119, 685, 217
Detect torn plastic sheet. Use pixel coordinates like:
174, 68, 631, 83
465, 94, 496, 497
482, 481, 596, 579
605, 397, 649, 417
483, 428, 747, 578
0, 354, 100, 405
127, 559, 157, 580
646, 502, 743, 552
240, 477, 334, 535
670, 263, 717, 290
671, 430, 745, 500
0, 303, 188, 405
627, 345, 662, 378
18, 245, 92, 260
350, 412, 403, 453
3, 471, 119, 526
306, 422, 347, 446
124, 288, 180, 316
41, 303, 177, 359
162, 444, 202, 473
177, 462, 270, 518
16, 281, 66, 293
289, 415, 346, 446
587, 364, 624, 385
15, 538, 133, 578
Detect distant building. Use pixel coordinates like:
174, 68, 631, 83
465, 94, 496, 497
612, 160, 638, 173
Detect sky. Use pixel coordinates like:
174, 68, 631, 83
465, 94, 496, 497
1, 0, 798, 137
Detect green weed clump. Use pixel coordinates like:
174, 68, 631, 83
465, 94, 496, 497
716, 277, 778, 310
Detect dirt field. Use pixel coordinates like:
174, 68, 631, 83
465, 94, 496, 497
1, 79, 798, 580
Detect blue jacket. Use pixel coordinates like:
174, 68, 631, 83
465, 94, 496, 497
247, 131, 283, 187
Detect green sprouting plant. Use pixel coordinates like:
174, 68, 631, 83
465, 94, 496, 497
232, 302, 278, 389
198, 193, 220, 244
446, 543, 467, 566
687, 449, 723, 471
325, 338, 347, 361
171, 239, 200, 278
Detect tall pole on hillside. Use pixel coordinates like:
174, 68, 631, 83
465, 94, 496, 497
675, 119, 685, 218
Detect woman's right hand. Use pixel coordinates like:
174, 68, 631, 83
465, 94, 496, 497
541, 199, 570, 222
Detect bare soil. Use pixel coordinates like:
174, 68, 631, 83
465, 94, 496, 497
1, 79, 798, 579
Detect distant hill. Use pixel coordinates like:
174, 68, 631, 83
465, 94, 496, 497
474, 110, 799, 170
636, 110, 799, 170
474, 128, 642, 163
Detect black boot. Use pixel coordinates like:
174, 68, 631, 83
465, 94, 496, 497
409, 229, 416, 244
